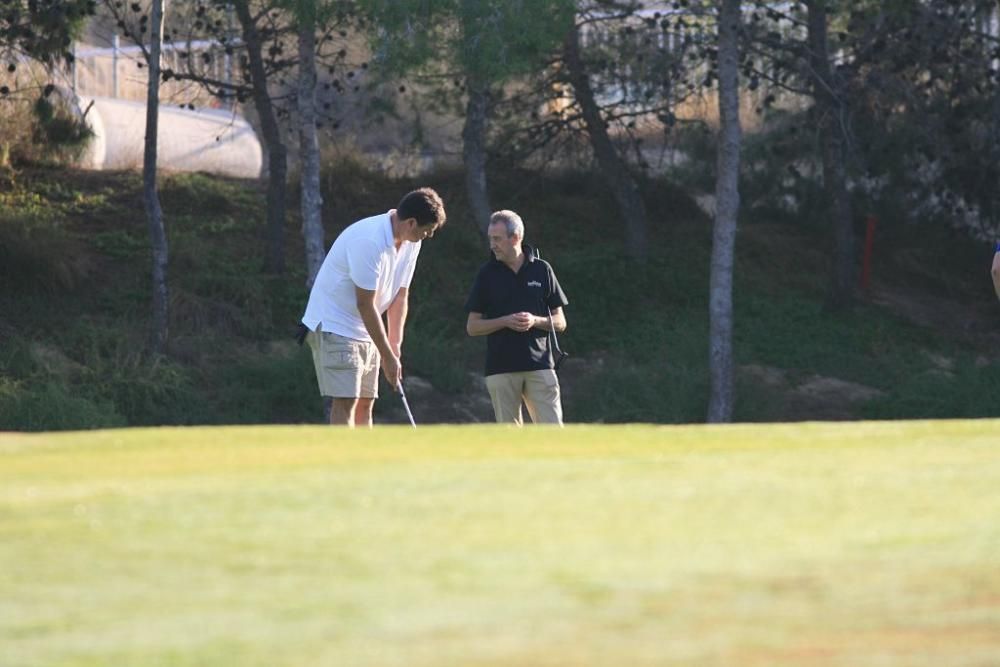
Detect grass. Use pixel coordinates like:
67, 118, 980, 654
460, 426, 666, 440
2, 161, 999, 429
2, 422, 1000, 666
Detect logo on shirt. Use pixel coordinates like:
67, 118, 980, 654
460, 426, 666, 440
527, 280, 543, 288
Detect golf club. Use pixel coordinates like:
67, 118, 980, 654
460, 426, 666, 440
398, 380, 416, 428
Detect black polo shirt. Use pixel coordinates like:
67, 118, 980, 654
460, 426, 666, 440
464, 245, 569, 376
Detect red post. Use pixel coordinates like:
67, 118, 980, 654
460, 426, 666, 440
860, 214, 877, 293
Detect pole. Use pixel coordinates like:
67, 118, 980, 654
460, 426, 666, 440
112, 34, 119, 98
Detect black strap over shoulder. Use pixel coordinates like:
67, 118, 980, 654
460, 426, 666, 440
535, 248, 569, 371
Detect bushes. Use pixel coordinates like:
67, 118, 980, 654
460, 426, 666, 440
31, 94, 93, 162
0, 326, 321, 430
0, 96, 36, 168
567, 352, 709, 424
404, 314, 479, 392
0, 208, 95, 294
3, 163, 998, 429
0, 365, 211, 432
864, 359, 1000, 420
212, 343, 321, 424
160, 172, 259, 219
0, 84, 92, 167
80, 356, 208, 427
0, 323, 207, 431
0, 377, 126, 431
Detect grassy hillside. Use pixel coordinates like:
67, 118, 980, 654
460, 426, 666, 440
1, 161, 999, 429
3, 422, 1000, 666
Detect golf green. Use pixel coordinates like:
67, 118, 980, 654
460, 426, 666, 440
2, 421, 999, 666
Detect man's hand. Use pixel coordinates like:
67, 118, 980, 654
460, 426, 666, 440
382, 353, 402, 390
505, 312, 535, 332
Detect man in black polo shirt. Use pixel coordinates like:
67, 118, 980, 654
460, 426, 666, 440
464, 210, 569, 424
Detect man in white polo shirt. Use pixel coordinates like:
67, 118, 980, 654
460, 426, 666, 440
302, 188, 446, 426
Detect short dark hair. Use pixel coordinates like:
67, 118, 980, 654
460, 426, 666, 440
397, 187, 446, 228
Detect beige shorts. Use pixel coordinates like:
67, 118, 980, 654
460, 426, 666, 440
307, 331, 380, 399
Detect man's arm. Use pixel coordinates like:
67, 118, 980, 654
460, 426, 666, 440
466, 308, 567, 335
531, 306, 566, 333
356, 286, 401, 388
992, 251, 1000, 301
386, 287, 408, 358
467, 311, 533, 335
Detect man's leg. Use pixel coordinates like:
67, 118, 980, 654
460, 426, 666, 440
523, 370, 563, 425
311, 331, 366, 427
485, 373, 525, 425
330, 398, 358, 425
352, 341, 379, 428
354, 398, 375, 427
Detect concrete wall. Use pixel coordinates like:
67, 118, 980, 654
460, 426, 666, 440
75, 95, 262, 178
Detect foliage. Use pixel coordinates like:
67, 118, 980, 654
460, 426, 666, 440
568, 327, 709, 423
0, 1, 95, 162
1, 162, 997, 429
362, 0, 575, 84
159, 172, 257, 217
31, 90, 93, 160
99, 0, 374, 136
742, 0, 1000, 239
358, 0, 577, 165
0, 377, 126, 430
492, 0, 716, 169
0, 82, 93, 166
74, 324, 209, 426
212, 343, 320, 424
861, 1, 1000, 238
0, 206, 94, 293
0, 0, 94, 67
864, 358, 1000, 420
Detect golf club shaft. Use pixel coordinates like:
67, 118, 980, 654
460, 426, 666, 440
398, 381, 416, 428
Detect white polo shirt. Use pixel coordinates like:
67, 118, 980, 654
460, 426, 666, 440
301, 212, 421, 342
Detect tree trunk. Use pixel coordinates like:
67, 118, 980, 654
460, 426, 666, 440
563, 26, 649, 260
707, 0, 742, 424
462, 80, 492, 239
143, 0, 168, 354
298, 5, 325, 287
986, 74, 1000, 229
234, 0, 288, 274
807, 0, 856, 310
822, 123, 855, 309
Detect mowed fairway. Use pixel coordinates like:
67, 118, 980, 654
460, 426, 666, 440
2, 422, 999, 666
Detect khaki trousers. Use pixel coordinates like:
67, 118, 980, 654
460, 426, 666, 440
485, 370, 563, 425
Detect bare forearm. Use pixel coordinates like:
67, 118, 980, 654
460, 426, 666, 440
535, 311, 566, 333
358, 302, 394, 359
467, 317, 509, 336
467, 310, 566, 336
387, 297, 408, 352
